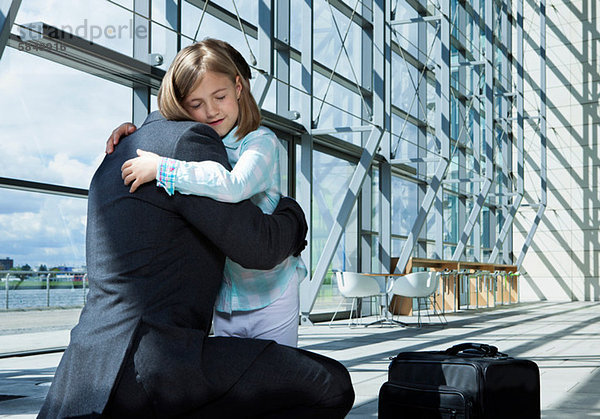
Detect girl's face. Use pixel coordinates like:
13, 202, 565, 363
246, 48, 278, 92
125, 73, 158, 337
183, 71, 242, 138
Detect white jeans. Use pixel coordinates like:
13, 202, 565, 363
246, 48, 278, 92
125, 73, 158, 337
213, 272, 300, 347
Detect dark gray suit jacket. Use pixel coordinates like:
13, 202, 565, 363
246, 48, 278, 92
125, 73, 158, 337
38, 112, 307, 418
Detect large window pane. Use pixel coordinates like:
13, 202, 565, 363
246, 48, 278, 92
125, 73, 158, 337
482, 206, 491, 249
391, 2, 419, 57
311, 151, 357, 273
0, 189, 87, 269
391, 177, 417, 237
391, 116, 419, 162
391, 54, 420, 119
211, 0, 259, 26
313, 72, 364, 145
371, 168, 379, 233
300, 150, 358, 313
15, 0, 135, 56
0, 49, 131, 189
444, 193, 459, 244
314, 0, 363, 83
181, 3, 257, 68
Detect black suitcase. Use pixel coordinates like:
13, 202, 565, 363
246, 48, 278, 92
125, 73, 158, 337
378, 343, 540, 418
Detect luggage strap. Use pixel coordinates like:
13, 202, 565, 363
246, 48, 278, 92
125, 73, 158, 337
445, 343, 505, 357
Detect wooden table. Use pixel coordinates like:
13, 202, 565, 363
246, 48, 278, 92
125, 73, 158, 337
386, 257, 519, 315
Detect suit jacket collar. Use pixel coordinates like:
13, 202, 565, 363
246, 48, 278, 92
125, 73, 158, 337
143, 111, 166, 126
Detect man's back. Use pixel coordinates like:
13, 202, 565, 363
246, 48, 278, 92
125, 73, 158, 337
85, 113, 227, 332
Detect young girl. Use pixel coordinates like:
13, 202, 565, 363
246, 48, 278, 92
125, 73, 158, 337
106, 38, 307, 347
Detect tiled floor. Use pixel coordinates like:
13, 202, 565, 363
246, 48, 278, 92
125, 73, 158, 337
0, 301, 599, 417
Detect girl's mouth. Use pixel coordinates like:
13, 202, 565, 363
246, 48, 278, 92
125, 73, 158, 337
209, 119, 223, 126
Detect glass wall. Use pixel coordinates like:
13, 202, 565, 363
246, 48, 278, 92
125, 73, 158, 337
0, 0, 523, 315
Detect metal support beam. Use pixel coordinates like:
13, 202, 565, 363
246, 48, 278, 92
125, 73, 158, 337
376, 0, 392, 274
390, 15, 441, 26
456, 4, 468, 258
275, 0, 290, 116
489, 0, 525, 263
311, 125, 374, 135
455, 60, 485, 67
252, 0, 274, 109
360, 165, 373, 273
455, 6, 467, 260
517, 0, 547, 268
452, 0, 495, 261
5, 25, 165, 91
298, 133, 314, 325
303, 127, 384, 314
500, 0, 512, 264
298, 0, 314, 325
132, 0, 151, 126
443, 178, 485, 184
390, 157, 440, 165
416, 0, 428, 259
0, 0, 22, 60
360, 0, 376, 278
435, 3, 451, 260
165, 0, 180, 66
517, 203, 545, 268
379, 161, 392, 272
299, 0, 313, 132
471, 41, 482, 262
0, 177, 87, 199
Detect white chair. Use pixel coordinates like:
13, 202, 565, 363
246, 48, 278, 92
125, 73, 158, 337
329, 272, 382, 327
390, 271, 447, 327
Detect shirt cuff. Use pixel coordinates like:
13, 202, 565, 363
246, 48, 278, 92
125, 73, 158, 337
156, 157, 178, 196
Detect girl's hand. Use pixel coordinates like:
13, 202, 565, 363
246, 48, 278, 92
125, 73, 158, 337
106, 122, 137, 154
121, 149, 161, 193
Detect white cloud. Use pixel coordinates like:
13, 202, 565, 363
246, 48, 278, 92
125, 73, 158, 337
48, 153, 98, 187
0, 48, 130, 188
0, 191, 87, 267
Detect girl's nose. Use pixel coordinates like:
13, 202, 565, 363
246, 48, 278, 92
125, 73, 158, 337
205, 102, 218, 117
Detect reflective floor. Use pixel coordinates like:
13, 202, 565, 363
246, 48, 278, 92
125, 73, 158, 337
1, 302, 599, 418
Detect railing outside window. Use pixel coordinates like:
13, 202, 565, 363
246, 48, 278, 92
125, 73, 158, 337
1, 270, 88, 310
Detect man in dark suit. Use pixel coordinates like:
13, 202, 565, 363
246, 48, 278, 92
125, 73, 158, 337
38, 112, 354, 418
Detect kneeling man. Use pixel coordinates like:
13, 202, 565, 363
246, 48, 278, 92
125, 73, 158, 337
38, 112, 354, 418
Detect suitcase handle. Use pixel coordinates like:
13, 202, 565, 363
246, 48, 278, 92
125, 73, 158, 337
445, 343, 499, 356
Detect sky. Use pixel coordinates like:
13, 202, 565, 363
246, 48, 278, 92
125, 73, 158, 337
0, 0, 141, 268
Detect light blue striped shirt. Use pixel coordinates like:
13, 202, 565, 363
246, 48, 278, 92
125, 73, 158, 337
157, 126, 307, 313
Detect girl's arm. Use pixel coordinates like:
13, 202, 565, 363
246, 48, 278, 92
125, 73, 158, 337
122, 130, 278, 202
159, 131, 277, 202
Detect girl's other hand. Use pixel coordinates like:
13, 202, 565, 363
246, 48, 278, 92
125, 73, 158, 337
106, 123, 137, 154
121, 149, 161, 193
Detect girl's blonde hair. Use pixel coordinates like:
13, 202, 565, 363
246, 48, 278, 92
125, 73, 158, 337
157, 38, 261, 140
